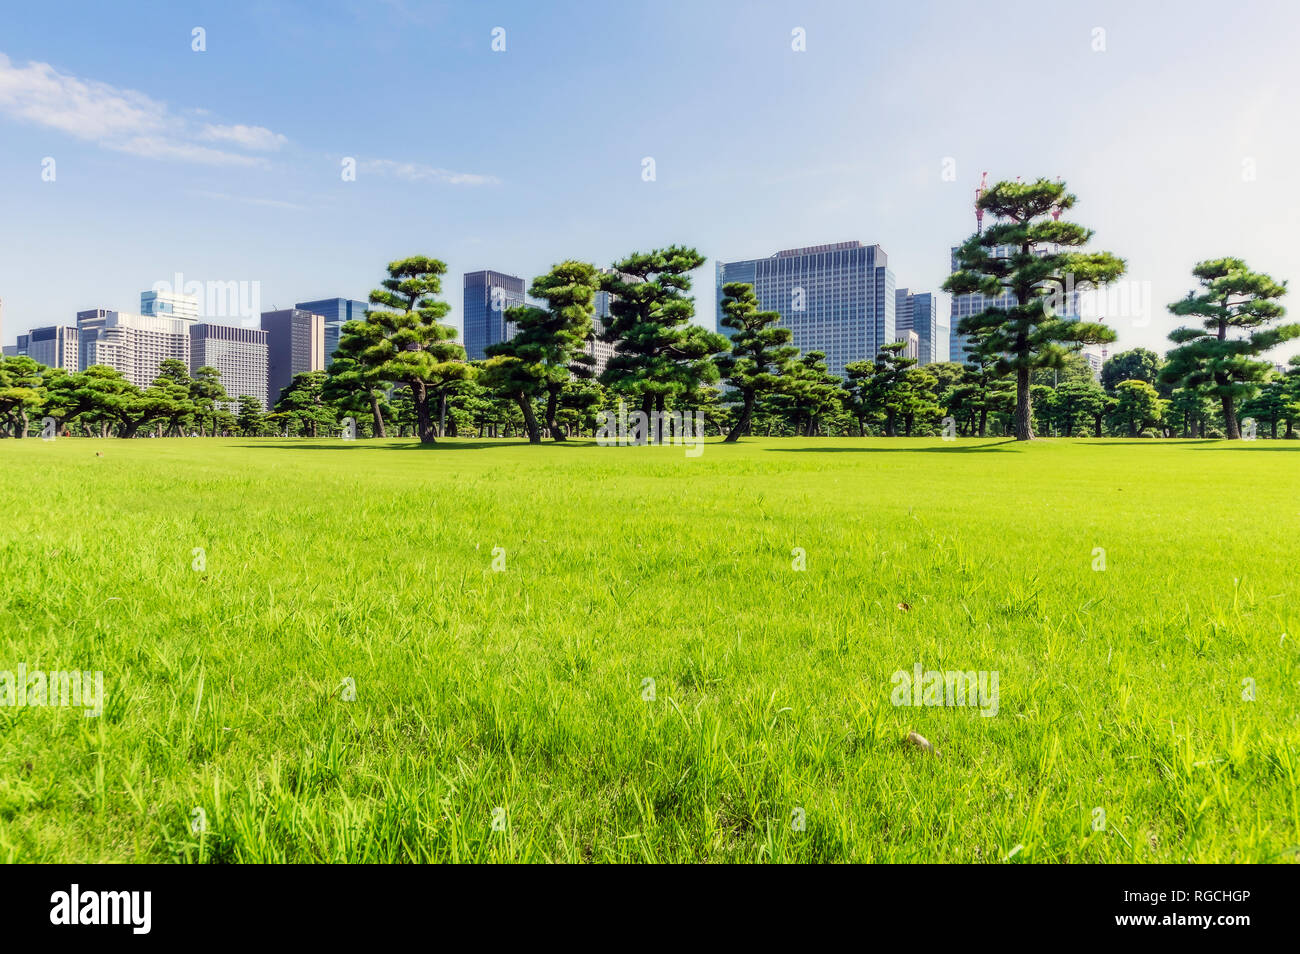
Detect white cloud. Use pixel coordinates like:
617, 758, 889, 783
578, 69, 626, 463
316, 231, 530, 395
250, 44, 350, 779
360, 158, 499, 186
0, 52, 287, 166
114, 137, 268, 167
201, 123, 288, 152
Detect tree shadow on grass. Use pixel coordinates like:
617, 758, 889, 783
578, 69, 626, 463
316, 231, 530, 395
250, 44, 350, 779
1187, 442, 1300, 451
763, 439, 1019, 453
1071, 439, 1300, 451
231, 439, 604, 451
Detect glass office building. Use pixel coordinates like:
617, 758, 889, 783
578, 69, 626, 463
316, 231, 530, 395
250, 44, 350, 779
140, 290, 200, 321
260, 309, 325, 408
295, 298, 369, 364
462, 271, 526, 360
895, 289, 939, 365
716, 241, 894, 379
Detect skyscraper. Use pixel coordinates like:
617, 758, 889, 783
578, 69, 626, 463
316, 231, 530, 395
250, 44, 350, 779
462, 270, 526, 360
261, 308, 324, 407
191, 324, 269, 410
895, 289, 939, 365
76, 309, 193, 388
25, 326, 79, 372
294, 298, 370, 364
716, 241, 894, 378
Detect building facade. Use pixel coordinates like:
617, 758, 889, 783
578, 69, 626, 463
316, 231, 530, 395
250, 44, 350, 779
140, 289, 200, 321
191, 324, 269, 410
25, 325, 79, 372
3, 334, 30, 358
895, 289, 939, 365
716, 241, 895, 378
295, 297, 369, 364
76, 309, 194, 388
462, 270, 526, 360
261, 308, 324, 408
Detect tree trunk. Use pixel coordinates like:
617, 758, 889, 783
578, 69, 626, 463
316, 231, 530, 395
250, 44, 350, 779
1014, 364, 1034, 440
414, 383, 436, 443
545, 387, 565, 441
369, 392, 386, 438
725, 392, 755, 443
978, 407, 988, 438
1221, 394, 1239, 440
517, 395, 541, 444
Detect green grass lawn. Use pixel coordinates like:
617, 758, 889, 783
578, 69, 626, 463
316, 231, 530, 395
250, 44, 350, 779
0, 436, 1297, 862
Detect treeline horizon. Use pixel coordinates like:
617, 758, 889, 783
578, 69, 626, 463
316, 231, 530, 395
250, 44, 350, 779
2, 177, 1296, 443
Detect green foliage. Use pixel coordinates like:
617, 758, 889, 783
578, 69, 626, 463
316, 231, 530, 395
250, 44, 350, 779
1101, 348, 1162, 393
1109, 380, 1164, 436
845, 342, 940, 437
352, 256, 469, 443
598, 247, 728, 421
488, 260, 602, 443
1163, 258, 1297, 439
274, 371, 335, 437
236, 395, 266, 435
943, 177, 1123, 440
0, 355, 46, 438
781, 351, 844, 436
715, 282, 797, 442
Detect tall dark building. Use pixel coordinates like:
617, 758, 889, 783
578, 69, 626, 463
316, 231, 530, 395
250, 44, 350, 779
295, 298, 369, 364
260, 309, 324, 407
462, 270, 525, 360
716, 241, 895, 378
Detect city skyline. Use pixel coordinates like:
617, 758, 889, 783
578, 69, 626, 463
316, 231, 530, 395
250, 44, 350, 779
2, 1, 1299, 365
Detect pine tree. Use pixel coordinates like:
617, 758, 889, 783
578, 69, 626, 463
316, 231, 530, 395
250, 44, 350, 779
1162, 258, 1296, 439
357, 256, 469, 444
599, 247, 727, 440
488, 261, 601, 442
944, 177, 1123, 440
715, 282, 797, 442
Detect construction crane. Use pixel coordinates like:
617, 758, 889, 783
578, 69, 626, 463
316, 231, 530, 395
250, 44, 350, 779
974, 171, 989, 233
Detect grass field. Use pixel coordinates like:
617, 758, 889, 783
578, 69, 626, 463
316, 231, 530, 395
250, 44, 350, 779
0, 436, 1297, 863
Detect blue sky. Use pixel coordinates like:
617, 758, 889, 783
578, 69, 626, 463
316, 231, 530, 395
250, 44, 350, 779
2, 0, 1299, 361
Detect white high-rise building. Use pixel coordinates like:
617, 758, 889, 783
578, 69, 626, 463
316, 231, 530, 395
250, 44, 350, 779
77, 309, 194, 388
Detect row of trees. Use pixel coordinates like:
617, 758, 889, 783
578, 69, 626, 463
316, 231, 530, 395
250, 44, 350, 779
2, 177, 1295, 442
